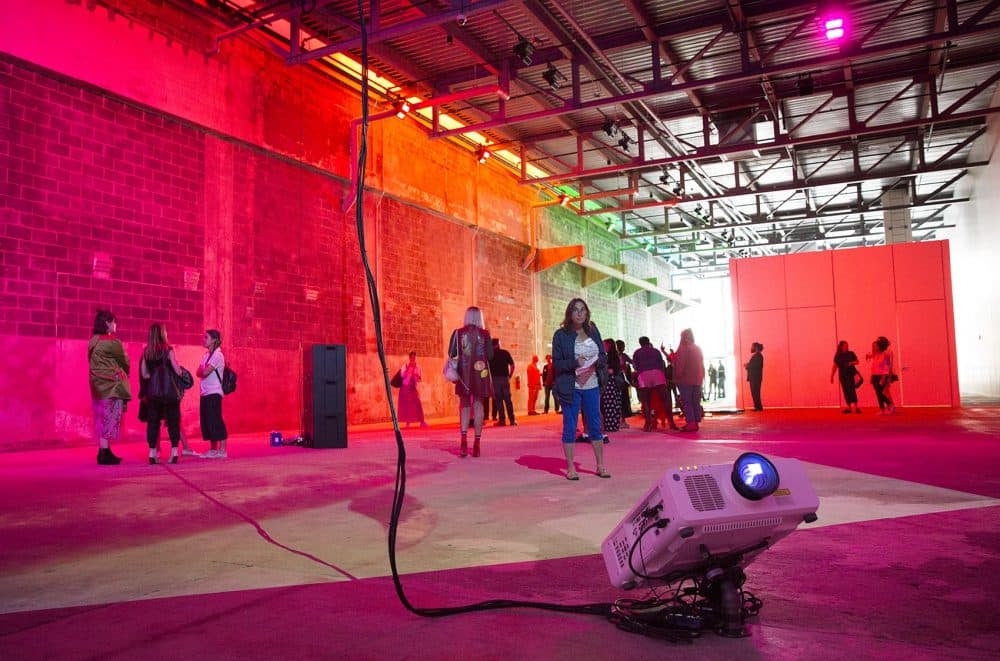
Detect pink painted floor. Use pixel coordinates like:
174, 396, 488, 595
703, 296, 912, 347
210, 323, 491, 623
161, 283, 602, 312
1, 406, 999, 660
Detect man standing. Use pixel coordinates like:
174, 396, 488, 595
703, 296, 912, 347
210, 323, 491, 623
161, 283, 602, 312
526, 355, 542, 415
489, 338, 516, 426
542, 354, 560, 414
672, 329, 705, 432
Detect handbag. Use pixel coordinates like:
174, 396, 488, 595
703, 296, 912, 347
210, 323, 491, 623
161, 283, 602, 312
147, 358, 181, 402
889, 373, 899, 383
443, 356, 460, 383
390, 370, 403, 388
174, 366, 194, 391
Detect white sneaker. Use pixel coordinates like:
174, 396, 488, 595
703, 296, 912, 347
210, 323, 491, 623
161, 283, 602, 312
214, 450, 228, 459
204, 449, 218, 458
182, 449, 200, 457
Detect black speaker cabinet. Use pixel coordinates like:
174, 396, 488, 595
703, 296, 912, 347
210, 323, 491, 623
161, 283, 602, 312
304, 344, 347, 448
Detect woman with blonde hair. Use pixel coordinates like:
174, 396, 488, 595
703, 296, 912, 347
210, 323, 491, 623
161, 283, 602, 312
447, 306, 494, 457
88, 309, 131, 465
139, 323, 184, 464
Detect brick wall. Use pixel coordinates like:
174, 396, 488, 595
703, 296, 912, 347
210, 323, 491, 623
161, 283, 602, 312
0, 0, 676, 448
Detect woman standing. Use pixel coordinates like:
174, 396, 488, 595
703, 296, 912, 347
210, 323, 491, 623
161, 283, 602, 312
552, 298, 610, 480
448, 307, 494, 457
600, 338, 623, 432
397, 351, 429, 428
139, 323, 184, 464
866, 336, 896, 415
673, 329, 705, 430
88, 309, 131, 465
745, 342, 764, 412
197, 329, 229, 458
830, 340, 862, 414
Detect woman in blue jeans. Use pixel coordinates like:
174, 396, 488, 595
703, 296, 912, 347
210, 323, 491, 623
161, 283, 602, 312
552, 298, 610, 481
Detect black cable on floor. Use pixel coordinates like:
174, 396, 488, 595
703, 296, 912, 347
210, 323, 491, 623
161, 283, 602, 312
351, 0, 611, 621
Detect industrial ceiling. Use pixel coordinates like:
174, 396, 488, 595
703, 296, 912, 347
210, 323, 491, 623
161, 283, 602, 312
205, 0, 1000, 274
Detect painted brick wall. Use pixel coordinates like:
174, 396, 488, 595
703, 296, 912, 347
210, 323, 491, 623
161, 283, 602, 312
0, 58, 205, 345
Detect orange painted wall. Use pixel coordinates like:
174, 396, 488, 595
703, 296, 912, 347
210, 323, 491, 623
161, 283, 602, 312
730, 241, 959, 409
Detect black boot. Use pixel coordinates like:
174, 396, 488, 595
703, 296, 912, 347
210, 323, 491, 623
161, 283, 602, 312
97, 448, 121, 465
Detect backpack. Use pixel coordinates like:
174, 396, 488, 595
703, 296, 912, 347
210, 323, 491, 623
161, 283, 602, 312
220, 365, 237, 395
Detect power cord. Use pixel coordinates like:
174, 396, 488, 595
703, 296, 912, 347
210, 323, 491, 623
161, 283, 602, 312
352, 0, 611, 621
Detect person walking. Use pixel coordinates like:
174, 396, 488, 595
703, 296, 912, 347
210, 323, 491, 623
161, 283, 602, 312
88, 309, 131, 465
673, 329, 705, 431
197, 329, 229, 458
831, 340, 862, 414
866, 336, 897, 414
552, 298, 610, 481
542, 355, 560, 414
397, 351, 429, 428
745, 342, 764, 411
448, 306, 494, 457
139, 323, 184, 464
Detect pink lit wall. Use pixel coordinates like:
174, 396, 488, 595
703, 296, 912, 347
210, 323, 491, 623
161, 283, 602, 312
730, 241, 959, 409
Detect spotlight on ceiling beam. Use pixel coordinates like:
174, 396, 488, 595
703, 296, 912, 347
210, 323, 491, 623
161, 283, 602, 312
797, 74, 815, 96
617, 133, 632, 151
475, 144, 491, 164
602, 118, 618, 137
513, 37, 534, 66
393, 99, 411, 120
542, 62, 565, 90
558, 194, 571, 207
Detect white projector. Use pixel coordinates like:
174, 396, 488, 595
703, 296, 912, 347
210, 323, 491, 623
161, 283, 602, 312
602, 454, 819, 589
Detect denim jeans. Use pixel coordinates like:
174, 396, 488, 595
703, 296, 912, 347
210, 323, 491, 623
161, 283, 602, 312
561, 386, 602, 442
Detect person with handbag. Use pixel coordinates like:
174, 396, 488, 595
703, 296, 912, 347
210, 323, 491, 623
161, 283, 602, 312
197, 329, 229, 458
139, 323, 185, 464
866, 336, 897, 415
830, 340, 862, 414
397, 351, 429, 429
552, 298, 610, 480
447, 306, 494, 457
88, 309, 131, 465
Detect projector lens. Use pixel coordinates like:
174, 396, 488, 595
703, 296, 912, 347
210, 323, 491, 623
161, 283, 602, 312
731, 452, 780, 500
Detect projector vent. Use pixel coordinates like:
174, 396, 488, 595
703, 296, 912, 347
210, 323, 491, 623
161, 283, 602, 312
684, 474, 725, 511
703, 516, 783, 533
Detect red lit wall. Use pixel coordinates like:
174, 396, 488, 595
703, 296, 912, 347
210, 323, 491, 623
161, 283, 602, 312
730, 242, 959, 409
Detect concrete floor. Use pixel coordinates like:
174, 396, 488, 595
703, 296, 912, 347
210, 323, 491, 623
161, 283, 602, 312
1, 406, 999, 659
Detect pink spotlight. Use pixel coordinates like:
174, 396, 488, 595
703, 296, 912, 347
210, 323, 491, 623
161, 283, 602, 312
823, 15, 846, 41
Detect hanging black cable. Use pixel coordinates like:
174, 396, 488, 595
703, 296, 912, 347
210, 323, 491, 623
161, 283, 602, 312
351, 0, 610, 621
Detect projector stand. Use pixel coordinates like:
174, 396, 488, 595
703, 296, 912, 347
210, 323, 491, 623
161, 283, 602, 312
693, 540, 768, 637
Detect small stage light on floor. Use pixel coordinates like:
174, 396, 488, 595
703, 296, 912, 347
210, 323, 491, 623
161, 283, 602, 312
602, 452, 819, 638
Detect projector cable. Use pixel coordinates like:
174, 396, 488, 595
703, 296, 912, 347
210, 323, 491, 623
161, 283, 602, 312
351, 0, 611, 622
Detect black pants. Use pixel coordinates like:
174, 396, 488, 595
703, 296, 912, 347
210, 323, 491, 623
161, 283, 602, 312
839, 373, 859, 405
543, 386, 560, 413
637, 384, 674, 429
871, 375, 893, 410
620, 383, 633, 416
146, 398, 181, 447
749, 378, 763, 410
492, 377, 515, 424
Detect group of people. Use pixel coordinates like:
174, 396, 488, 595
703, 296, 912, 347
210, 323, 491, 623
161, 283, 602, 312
87, 309, 230, 465
445, 300, 710, 480
831, 336, 897, 415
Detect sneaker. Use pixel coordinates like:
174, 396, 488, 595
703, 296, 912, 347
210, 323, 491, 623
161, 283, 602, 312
214, 450, 228, 459
204, 449, 218, 458
182, 449, 200, 457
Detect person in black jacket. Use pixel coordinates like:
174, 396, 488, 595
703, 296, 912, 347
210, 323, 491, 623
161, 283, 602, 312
745, 342, 764, 411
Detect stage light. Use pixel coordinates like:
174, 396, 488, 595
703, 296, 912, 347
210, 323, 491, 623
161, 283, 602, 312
823, 16, 845, 40
513, 37, 534, 66
558, 194, 571, 207
542, 63, 565, 90
617, 133, 632, 151
393, 99, 411, 119
475, 144, 491, 164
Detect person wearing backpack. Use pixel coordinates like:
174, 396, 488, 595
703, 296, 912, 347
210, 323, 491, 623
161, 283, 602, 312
139, 323, 184, 464
197, 329, 229, 458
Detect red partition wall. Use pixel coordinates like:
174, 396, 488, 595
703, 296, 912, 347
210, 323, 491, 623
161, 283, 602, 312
730, 241, 959, 409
